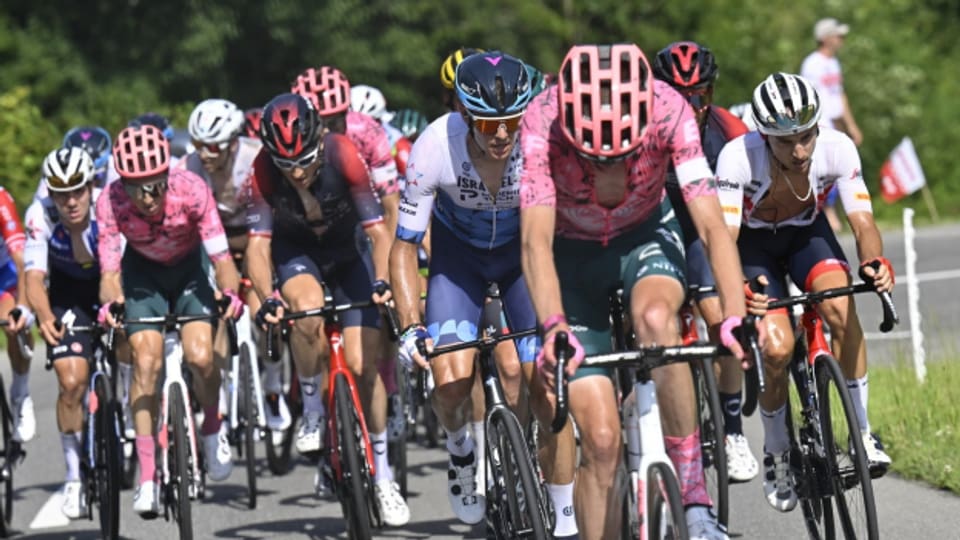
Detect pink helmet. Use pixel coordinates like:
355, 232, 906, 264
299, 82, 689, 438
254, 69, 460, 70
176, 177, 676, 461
112, 124, 170, 178
291, 66, 351, 116
559, 44, 653, 161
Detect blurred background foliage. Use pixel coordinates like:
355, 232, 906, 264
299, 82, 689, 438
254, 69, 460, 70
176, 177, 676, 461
0, 0, 955, 221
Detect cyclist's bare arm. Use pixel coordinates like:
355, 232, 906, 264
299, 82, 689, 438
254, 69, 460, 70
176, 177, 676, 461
846, 210, 892, 291
390, 239, 421, 329
99, 270, 123, 306
520, 205, 563, 325
24, 269, 61, 343
211, 251, 241, 295
245, 235, 274, 303
686, 187, 747, 319
364, 221, 392, 284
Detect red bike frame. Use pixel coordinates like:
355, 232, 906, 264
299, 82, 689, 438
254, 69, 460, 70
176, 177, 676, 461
324, 320, 376, 482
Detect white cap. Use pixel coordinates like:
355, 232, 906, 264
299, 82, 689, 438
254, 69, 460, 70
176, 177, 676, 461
814, 18, 850, 41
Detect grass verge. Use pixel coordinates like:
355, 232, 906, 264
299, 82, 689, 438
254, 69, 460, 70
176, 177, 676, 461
870, 360, 960, 493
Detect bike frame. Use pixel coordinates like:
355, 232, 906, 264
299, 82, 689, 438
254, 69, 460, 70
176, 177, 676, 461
157, 330, 203, 500
227, 306, 267, 433
325, 316, 376, 482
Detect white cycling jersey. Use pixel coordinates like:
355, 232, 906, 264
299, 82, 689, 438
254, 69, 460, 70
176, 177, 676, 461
397, 112, 522, 250
175, 136, 261, 233
716, 128, 872, 230
24, 187, 104, 280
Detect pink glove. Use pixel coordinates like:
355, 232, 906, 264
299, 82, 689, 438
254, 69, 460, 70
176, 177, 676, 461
537, 330, 586, 380
719, 315, 746, 360
97, 302, 115, 326
223, 289, 244, 320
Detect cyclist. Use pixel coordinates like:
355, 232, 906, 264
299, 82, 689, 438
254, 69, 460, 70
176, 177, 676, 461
520, 43, 752, 540
715, 72, 893, 512
244, 108, 263, 139
350, 84, 414, 192
0, 185, 33, 445
391, 51, 578, 536
96, 124, 242, 517
24, 147, 104, 518
246, 93, 410, 526
652, 40, 759, 482
181, 98, 292, 432
440, 47, 483, 111
389, 108, 429, 143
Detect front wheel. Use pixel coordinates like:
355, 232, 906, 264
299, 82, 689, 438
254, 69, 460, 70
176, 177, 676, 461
239, 344, 258, 509
333, 374, 373, 540
693, 357, 729, 527
647, 462, 689, 540
93, 376, 121, 539
169, 384, 194, 540
815, 354, 879, 540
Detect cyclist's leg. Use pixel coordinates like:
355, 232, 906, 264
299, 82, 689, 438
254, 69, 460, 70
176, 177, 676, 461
738, 228, 798, 511
0, 281, 32, 442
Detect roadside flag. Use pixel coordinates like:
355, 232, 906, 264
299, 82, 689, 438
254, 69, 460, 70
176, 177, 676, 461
880, 137, 925, 203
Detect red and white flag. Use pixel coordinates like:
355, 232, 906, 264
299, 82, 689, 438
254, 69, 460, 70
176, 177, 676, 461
880, 137, 926, 203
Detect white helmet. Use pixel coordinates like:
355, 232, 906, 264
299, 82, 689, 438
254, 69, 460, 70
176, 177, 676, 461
751, 73, 820, 136
349, 85, 388, 120
188, 98, 245, 144
42, 146, 95, 192
727, 102, 758, 130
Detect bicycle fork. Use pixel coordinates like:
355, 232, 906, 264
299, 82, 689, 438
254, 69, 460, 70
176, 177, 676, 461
623, 380, 676, 540
228, 308, 267, 433
158, 332, 202, 499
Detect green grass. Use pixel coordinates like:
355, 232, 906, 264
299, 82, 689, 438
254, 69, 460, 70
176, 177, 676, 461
869, 360, 960, 493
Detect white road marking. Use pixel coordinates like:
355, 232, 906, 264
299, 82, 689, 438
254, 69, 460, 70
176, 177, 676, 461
915, 268, 960, 283
28, 490, 70, 529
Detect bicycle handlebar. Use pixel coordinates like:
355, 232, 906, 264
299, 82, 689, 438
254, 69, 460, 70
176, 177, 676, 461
424, 327, 538, 359
551, 332, 569, 433
764, 282, 899, 333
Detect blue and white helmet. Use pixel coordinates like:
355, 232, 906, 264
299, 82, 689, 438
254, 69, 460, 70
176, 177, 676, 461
455, 51, 532, 116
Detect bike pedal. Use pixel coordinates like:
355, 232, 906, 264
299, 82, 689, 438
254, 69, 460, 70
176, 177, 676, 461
868, 462, 889, 479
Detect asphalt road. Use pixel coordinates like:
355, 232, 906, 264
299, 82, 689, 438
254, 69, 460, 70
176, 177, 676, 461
7, 223, 960, 539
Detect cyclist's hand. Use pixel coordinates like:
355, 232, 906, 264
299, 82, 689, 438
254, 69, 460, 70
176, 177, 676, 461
537, 327, 585, 388
6, 305, 32, 334
255, 296, 285, 330
38, 316, 64, 347
720, 315, 747, 361
371, 279, 393, 305
859, 257, 894, 293
744, 275, 770, 317
398, 324, 431, 370
98, 298, 124, 329
221, 288, 244, 321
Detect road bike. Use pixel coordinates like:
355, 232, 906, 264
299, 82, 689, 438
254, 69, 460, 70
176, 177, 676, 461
0, 311, 31, 537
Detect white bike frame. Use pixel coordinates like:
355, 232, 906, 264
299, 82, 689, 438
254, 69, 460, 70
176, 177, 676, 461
227, 306, 267, 433
158, 330, 203, 499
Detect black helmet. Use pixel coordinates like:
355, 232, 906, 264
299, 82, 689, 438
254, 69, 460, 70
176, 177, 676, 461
455, 51, 533, 116
259, 93, 324, 159
652, 41, 719, 90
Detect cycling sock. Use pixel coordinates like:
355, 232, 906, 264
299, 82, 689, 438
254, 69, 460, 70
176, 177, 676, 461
299, 375, 325, 415
10, 371, 28, 401
201, 404, 221, 436
846, 375, 870, 433
719, 391, 743, 435
665, 429, 712, 507
136, 435, 156, 484
370, 431, 393, 483
378, 357, 398, 395
760, 404, 790, 455
263, 359, 283, 394
548, 482, 578, 536
445, 424, 474, 458
118, 363, 132, 405
61, 432, 82, 482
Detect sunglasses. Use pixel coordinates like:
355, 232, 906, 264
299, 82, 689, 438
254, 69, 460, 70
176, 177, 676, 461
469, 113, 524, 135
192, 139, 230, 156
123, 178, 168, 199
271, 145, 320, 170
46, 172, 87, 191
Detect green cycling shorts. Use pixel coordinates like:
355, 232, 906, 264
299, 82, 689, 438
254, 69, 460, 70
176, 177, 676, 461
554, 198, 686, 381
122, 247, 217, 336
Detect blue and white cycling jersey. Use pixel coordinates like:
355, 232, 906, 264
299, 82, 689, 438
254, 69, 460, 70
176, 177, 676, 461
396, 113, 522, 250
23, 189, 102, 280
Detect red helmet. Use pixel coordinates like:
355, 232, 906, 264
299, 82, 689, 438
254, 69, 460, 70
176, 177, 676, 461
652, 41, 719, 90
291, 66, 351, 116
559, 44, 653, 161
259, 93, 324, 159
244, 108, 263, 138
112, 125, 170, 178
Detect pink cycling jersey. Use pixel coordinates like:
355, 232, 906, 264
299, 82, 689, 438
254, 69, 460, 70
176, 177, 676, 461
96, 168, 230, 273
520, 80, 715, 244
346, 110, 399, 197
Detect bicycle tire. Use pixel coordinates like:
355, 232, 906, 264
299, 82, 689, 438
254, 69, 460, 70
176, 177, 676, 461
334, 374, 373, 540
647, 461, 689, 540
265, 342, 298, 476
94, 376, 121, 539
239, 343, 258, 509
815, 355, 879, 540
0, 379, 11, 536
693, 357, 729, 526
169, 384, 194, 540
487, 409, 550, 540
390, 360, 408, 498
742, 363, 759, 417
621, 475, 640, 540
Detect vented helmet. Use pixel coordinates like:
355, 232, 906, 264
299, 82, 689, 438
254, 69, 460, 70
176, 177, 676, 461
751, 72, 821, 136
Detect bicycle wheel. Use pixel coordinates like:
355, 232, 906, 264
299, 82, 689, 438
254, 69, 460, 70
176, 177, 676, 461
647, 461, 689, 540
390, 363, 408, 498
815, 355, 879, 540
0, 379, 11, 536
333, 374, 373, 540
693, 357, 729, 526
621, 473, 640, 540
265, 343, 298, 476
742, 363, 759, 417
94, 376, 122, 539
487, 408, 551, 540
168, 384, 194, 540
239, 343, 258, 509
